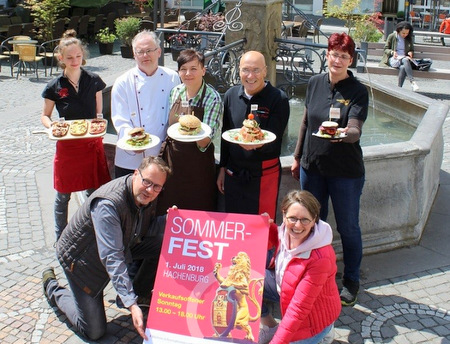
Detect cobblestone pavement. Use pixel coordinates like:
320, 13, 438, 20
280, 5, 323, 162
0, 40, 449, 344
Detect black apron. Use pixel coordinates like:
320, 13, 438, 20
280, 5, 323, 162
156, 86, 217, 215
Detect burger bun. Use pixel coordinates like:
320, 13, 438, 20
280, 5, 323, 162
178, 115, 201, 135
319, 121, 339, 136
128, 127, 147, 140
179, 115, 201, 129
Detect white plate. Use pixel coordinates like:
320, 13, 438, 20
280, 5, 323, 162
222, 129, 277, 145
167, 122, 212, 142
116, 134, 160, 151
312, 132, 347, 140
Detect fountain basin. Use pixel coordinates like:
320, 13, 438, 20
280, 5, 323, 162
279, 77, 448, 256
101, 76, 448, 256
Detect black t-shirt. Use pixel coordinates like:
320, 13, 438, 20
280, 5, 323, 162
42, 68, 106, 120
301, 72, 368, 178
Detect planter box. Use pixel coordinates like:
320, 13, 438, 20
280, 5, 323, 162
120, 45, 134, 58
99, 42, 114, 55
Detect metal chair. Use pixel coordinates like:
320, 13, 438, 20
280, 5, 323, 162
1, 35, 31, 59
140, 19, 154, 31
88, 14, 104, 42
292, 17, 305, 37
52, 18, 66, 40
422, 14, 432, 29
4, 24, 23, 38
39, 38, 60, 76
105, 12, 116, 32
21, 23, 34, 38
306, 18, 322, 43
0, 40, 13, 76
183, 11, 198, 21
16, 43, 44, 79
66, 16, 80, 31
77, 15, 90, 40
410, 11, 421, 27
10, 16, 22, 24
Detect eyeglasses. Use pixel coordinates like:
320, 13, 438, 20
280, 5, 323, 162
240, 67, 265, 75
134, 47, 159, 57
328, 52, 352, 61
285, 216, 312, 226
138, 169, 164, 192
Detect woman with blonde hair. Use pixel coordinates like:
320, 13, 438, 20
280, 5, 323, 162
40, 30, 111, 240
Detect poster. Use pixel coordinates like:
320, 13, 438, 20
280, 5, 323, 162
144, 209, 270, 344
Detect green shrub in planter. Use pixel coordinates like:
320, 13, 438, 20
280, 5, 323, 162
96, 27, 116, 44
115, 17, 141, 47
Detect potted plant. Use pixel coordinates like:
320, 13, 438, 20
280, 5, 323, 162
115, 16, 141, 58
96, 28, 116, 55
22, 0, 70, 42
325, 0, 383, 66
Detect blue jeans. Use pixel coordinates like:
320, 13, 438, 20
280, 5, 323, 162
300, 167, 364, 283
291, 325, 333, 344
45, 228, 164, 340
261, 268, 279, 317
55, 189, 94, 240
45, 275, 107, 340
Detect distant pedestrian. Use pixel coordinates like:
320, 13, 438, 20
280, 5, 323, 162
40, 29, 110, 240
380, 21, 419, 92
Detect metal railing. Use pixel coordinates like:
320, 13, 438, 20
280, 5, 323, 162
274, 38, 328, 97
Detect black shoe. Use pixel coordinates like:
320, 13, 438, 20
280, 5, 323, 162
340, 278, 359, 306
340, 286, 357, 306
42, 267, 56, 298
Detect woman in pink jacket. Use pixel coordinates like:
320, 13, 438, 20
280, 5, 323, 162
259, 190, 341, 344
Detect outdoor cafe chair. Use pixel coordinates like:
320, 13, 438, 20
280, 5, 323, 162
16, 43, 44, 79
422, 13, 432, 29
306, 17, 323, 43
39, 38, 60, 76
66, 16, 80, 31
1, 35, 31, 59
21, 23, 34, 38
52, 18, 66, 40
88, 14, 104, 42
77, 15, 90, 40
410, 11, 421, 27
0, 40, 13, 76
4, 24, 23, 39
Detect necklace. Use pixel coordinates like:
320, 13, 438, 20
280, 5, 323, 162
65, 73, 79, 91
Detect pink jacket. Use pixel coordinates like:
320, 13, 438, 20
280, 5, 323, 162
268, 222, 341, 343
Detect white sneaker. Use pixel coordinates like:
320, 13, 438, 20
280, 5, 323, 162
258, 324, 278, 344
411, 81, 419, 92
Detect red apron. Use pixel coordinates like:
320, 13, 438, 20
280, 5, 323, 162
54, 137, 111, 193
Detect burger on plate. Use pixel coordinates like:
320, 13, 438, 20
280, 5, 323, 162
178, 115, 202, 135
318, 121, 339, 137
240, 114, 265, 142
126, 127, 151, 146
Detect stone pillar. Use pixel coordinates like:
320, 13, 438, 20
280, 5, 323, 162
225, 0, 282, 85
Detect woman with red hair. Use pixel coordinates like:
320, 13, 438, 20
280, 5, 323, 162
291, 32, 368, 310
